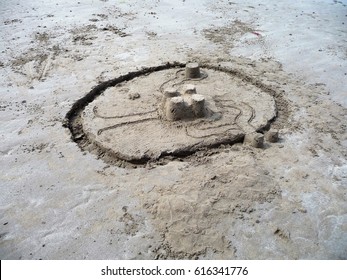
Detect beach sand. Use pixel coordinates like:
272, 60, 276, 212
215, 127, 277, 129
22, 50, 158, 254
0, 0, 346, 259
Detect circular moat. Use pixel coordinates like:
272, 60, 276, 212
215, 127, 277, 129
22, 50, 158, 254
65, 62, 279, 166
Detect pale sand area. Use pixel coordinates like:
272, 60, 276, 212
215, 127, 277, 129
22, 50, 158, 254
0, 0, 346, 259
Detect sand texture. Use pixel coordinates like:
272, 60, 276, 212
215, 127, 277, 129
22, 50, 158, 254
0, 0, 346, 259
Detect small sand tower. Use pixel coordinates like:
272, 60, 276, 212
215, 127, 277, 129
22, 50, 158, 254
185, 62, 201, 79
